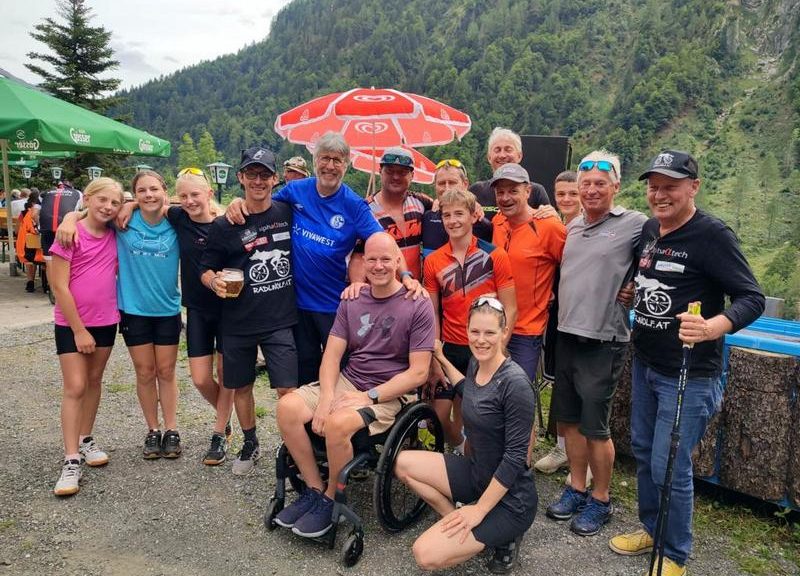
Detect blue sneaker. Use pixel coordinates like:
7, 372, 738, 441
570, 495, 613, 536
292, 491, 335, 538
274, 488, 321, 529
545, 485, 589, 520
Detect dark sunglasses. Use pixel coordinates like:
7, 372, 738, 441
578, 160, 616, 176
381, 153, 414, 168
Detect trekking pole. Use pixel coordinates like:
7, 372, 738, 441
648, 301, 701, 576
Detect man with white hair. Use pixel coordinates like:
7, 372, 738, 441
470, 127, 552, 216
545, 150, 647, 538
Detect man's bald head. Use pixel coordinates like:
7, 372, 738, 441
364, 232, 402, 290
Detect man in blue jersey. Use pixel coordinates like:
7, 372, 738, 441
227, 132, 384, 387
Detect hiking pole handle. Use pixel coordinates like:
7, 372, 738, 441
681, 301, 702, 350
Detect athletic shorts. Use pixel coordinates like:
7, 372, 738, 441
55, 323, 117, 355
551, 332, 627, 439
444, 453, 537, 547
119, 312, 182, 347
41, 230, 56, 258
24, 247, 37, 264
292, 374, 415, 436
434, 342, 472, 400
185, 307, 223, 358
222, 328, 297, 389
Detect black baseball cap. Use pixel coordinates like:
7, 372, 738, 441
239, 146, 277, 173
639, 150, 699, 180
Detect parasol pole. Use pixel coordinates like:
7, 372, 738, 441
1, 139, 18, 276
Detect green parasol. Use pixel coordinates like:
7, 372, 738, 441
0, 75, 171, 274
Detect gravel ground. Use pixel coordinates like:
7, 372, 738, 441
0, 320, 747, 576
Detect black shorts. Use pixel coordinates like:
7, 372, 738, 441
551, 332, 627, 439
55, 324, 117, 355
41, 230, 56, 257
434, 342, 472, 400
119, 312, 182, 347
293, 309, 337, 385
222, 328, 298, 389
185, 307, 223, 358
444, 454, 537, 547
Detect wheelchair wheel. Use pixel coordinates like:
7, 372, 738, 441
374, 402, 444, 533
340, 531, 364, 567
264, 498, 282, 531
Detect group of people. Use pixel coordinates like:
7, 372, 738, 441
46, 125, 765, 576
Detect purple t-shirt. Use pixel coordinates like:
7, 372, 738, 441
50, 222, 119, 328
330, 286, 435, 391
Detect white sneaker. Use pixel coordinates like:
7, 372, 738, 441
79, 436, 109, 467
231, 441, 261, 476
534, 445, 568, 474
54, 459, 82, 496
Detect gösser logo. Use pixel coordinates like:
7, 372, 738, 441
69, 128, 91, 145
138, 139, 154, 153
14, 130, 40, 151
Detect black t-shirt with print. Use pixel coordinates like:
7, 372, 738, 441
632, 210, 764, 378
167, 207, 220, 315
200, 201, 296, 336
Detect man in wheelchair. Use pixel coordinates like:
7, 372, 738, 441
275, 232, 435, 538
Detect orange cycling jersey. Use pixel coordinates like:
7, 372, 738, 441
366, 194, 425, 279
492, 213, 565, 336
424, 236, 514, 345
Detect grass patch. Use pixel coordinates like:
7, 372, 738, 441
254, 405, 268, 419
0, 519, 15, 530
107, 383, 132, 393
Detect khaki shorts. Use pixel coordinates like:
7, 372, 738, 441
293, 374, 415, 436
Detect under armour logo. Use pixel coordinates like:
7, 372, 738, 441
653, 153, 674, 168
357, 314, 374, 337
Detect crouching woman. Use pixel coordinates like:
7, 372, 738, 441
395, 296, 537, 573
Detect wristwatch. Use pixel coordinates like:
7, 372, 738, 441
367, 388, 380, 405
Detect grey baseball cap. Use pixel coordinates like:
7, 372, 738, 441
489, 163, 530, 187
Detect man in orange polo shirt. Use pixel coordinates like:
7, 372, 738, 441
424, 188, 517, 450
491, 163, 565, 383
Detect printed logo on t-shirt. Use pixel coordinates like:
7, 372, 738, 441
355, 313, 395, 338
248, 249, 292, 294
240, 228, 257, 244
330, 214, 345, 229
633, 272, 676, 330
655, 261, 685, 273
132, 231, 170, 257
357, 313, 374, 337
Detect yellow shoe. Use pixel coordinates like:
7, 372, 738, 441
649, 557, 686, 576
609, 529, 654, 556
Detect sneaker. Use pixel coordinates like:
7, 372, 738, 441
570, 495, 613, 536
202, 433, 227, 466
545, 485, 588, 520
274, 488, 322, 528
143, 430, 162, 459
224, 420, 233, 443
292, 491, 335, 538
78, 436, 109, 467
650, 556, 686, 576
534, 445, 568, 474
231, 440, 260, 475
487, 536, 522, 574
54, 459, 82, 496
566, 465, 593, 486
161, 430, 182, 458
609, 528, 654, 556
25, 280, 35, 293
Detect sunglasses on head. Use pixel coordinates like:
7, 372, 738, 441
470, 296, 506, 315
381, 153, 414, 168
435, 158, 467, 175
178, 167, 208, 180
578, 160, 616, 176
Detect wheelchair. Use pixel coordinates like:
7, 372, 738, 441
264, 400, 445, 566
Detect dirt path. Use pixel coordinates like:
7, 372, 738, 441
0, 320, 746, 576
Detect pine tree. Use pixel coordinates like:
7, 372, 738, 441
196, 130, 219, 168
177, 133, 201, 169
26, 0, 121, 113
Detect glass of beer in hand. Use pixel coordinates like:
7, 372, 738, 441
221, 268, 244, 298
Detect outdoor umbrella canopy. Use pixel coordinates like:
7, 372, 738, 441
275, 87, 472, 149
0, 74, 172, 274
348, 146, 437, 185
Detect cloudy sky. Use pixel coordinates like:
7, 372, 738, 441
1, 0, 292, 90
